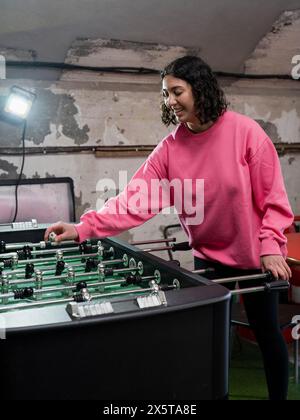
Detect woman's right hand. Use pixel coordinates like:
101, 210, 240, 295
44, 222, 79, 242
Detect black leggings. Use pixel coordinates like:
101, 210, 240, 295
194, 257, 289, 400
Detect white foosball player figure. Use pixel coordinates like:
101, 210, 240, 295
49, 232, 57, 242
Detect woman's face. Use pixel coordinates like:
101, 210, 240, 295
162, 75, 198, 124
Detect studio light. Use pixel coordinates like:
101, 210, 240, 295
3, 85, 36, 122
0, 85, 36, 223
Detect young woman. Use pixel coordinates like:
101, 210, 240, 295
45, 56, 294, 400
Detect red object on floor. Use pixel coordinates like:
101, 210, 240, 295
286, 232, 300, 303
233, 304, 299, 345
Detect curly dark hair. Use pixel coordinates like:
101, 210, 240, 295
160, 55, 228, 126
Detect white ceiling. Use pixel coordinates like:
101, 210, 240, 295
0, 0, 300, 76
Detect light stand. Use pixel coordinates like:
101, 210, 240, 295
1, 86, 36, 222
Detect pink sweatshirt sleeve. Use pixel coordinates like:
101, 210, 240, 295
248, 137, 294, 257
75, 141, 170, 242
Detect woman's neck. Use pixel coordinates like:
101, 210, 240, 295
186, 120, 214, 133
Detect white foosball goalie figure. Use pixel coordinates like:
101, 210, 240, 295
49, 232, 57, 242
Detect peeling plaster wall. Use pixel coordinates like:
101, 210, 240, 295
0, 82, 170, 147
0, 35, 300, 270
65, 38, 199, 70
245, 10, 300, 75
0, 47, 36, 61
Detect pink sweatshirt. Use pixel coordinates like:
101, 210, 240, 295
76, 111, 294, 269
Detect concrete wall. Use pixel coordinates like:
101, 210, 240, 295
0, 19, 299, 269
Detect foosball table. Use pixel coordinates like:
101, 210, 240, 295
0, 225, 231, 400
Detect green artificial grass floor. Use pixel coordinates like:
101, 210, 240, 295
229, 339, 300, 400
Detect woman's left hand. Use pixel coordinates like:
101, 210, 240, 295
260, 255, 292, 281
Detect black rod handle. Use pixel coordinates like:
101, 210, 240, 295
171, 242, 191, 251
264, 280, 290, 292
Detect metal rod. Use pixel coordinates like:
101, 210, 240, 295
4, 240, 76, 251
91, 286, 153, 300
0, 283, 159, 312
28, 246, 80, 256
3, 261, 94, 278
212, 272, 270, 284
131, 238, 176, 246
3, 267, 28, 275
4, 246, 80, 257
48, 240, 77, 247
5, 242, 46, 251
100, 258, 124, 266
140, 275, 157, 281
0, 292, 14, 299
0, 251, 18, 258
230, 285, 267, 295
7, 256, 114, 277
295, 339, 299, 384
16, 252, 99, 266
0, 274, 158, 302
192, 268, 215, 274
5, 277, 46, 286
7, 271, 98, 285
142, 246, 173, 252
287, 257, 300, 265
30, 280, 112, 295
104, 267, 138, 276
229, 280, 289, 295
92, 283, 175, 300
